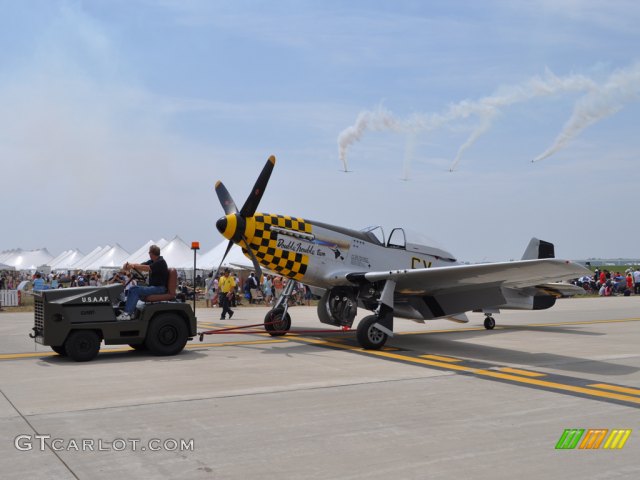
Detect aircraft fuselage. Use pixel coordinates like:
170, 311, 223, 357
216, 212, 456, 288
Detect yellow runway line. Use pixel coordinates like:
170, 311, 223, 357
420, 354, 463, 363
497, 367, 547, 377
587, 384, 640, 396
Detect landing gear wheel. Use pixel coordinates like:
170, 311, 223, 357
356, 315, 388, 350
64, 330, 101, 362
144, 313, 188, 356
264, 308, 291, 336
51, 345, 67, 356
484, 316, 496, 330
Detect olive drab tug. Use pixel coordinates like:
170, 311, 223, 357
215, 156, 589, 350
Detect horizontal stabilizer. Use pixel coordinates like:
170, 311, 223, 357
522, 238, 555, 260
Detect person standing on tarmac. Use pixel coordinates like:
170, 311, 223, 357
219, 269, 236, 320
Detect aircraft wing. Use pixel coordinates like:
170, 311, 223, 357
347, 259, 590, 296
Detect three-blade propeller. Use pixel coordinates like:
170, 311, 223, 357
213, 155, 276, 281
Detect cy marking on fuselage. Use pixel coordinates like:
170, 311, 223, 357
411, 257, 433, 269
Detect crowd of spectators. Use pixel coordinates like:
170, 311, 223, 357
0, 270, 109, 291
203, 272, 312, 308
0, 268, 315, 309
573, 267, 640, 296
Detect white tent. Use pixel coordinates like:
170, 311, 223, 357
124, 238, 169, 265
4, 248, 54, 271
161, 236, 198, 269
198, 240, 253, 271
49, 249, 72, 267
51, 249, 85, 270
0, 262, 15, 271
85, 244, 130, 270
0, 249, 22, 264
49, 249, 84, 269
72, 246, 111, 271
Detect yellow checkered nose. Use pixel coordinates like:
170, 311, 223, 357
216, 214, 245, 242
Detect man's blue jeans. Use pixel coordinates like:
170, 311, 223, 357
125, 285, 167, 314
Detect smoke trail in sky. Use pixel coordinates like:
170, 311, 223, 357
533, 63, 640, 162
448, 113, 496, 172
338, 70, 598, 173
337, 106, 401, 171
447, 72, 598, 171
401, 133, 416, 180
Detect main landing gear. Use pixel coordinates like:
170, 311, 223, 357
356, 315, 388, 350
263, 280, 396, 350
355, 279, 397, 350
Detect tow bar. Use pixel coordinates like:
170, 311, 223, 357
198, 321, 353, 342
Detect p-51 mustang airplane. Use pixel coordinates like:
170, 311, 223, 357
214, 155, 589, 349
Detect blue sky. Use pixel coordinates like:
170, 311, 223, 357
1, 0, 639, 262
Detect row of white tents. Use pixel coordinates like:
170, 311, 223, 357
0, 236, 252, 273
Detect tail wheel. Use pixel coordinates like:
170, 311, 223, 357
64, 330, 101, 362
264, 308, 291, 336
356, 315, 388, 350
484, 316, 496, 330
145, 313, 188, 356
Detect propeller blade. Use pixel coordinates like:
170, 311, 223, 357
239, 155, 276, 217
214, 240, 234, 276
215, 181, 239, 215
241, 236, 263, 283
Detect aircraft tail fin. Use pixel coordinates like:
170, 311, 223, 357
521, 238, 555, 260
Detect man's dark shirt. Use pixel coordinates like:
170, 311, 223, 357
142, 256, 168, 287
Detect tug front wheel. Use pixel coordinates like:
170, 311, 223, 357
264, 308, 291, 336
356, 315, 388, 350
64, 330, 101, 362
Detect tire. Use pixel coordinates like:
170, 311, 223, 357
144, 313, 188, 356
484, 316, 496, 330
128, 343, 148, 351
264, 308, 291, 336
51, 345, 67, 356
356, 315, 388, 350
64, 330, 101, 362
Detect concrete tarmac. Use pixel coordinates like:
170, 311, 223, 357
1, 297, 639, 479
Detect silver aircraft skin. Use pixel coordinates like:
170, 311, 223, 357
214, 156, 590, 349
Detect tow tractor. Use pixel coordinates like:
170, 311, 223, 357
30, 268, 197, 362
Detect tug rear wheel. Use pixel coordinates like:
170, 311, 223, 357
145, 313, 188, 356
